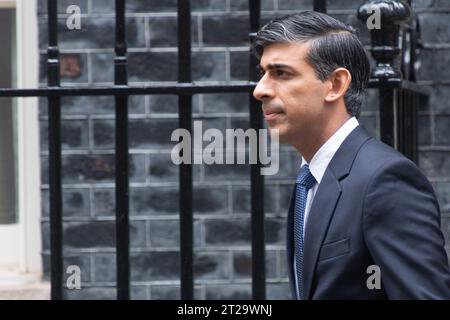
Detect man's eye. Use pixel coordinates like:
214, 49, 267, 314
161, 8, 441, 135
275, 69, 286, 77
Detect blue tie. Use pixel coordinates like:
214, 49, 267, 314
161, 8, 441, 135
294, 164, 316, 299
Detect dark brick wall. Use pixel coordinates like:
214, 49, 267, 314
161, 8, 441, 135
37, 0, 450, 299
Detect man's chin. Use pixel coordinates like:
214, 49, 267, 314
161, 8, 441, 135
268, 127, 288, 144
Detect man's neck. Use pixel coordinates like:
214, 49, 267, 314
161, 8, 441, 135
295, 114, 351, 163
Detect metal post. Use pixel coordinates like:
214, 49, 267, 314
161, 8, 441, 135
249, 0, 265, 300
178, 0, 194, 300
114, 0, 130, 300
47, 0, 63, 301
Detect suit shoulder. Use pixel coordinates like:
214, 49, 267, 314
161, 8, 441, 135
350, 137, 432, 191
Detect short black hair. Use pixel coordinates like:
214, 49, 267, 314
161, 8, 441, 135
252, 11, 370, 118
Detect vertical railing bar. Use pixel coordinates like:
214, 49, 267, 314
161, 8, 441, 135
397, 89, 404, 155
412, 92, 418, 163
177, 0, 194, 300
114, 0, 130, 300
379, 88, 395, 148
47, 0, 63, 300
403, 89, 414, 160
248, 0, 265, 300
313, 0, 327, 13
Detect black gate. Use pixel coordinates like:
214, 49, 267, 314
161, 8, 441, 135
0, 0, 427, 300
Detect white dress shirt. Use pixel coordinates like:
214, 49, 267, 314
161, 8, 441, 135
294, 116, 359, 299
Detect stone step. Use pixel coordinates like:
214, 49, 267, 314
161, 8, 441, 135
0, 271, 50, 300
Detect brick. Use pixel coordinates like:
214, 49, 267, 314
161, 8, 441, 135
150, 285, 179, 299
230, 0, 275, 11
53, 154, 146, 184
41, 188, 90, 218
41, 222, 50, 252
39, 17, 145, 50
38, 0, 88, 15
278, 0, 313, 10
148, 17, 198, 48
359, 114, 378, 139
60, 96, 115, 115
125, 0, 177, 13
192, 0, 227, 11
233, 250, 277, 279
417, 49, 450, 81
231, 184, 278, 214
434, 115, 450, 145
150, 285, 203, 299
202, 15, 250, 46
419, 13, 450, 44
64, 221, 115, 248
40, 120, 89, 151
148, 219, 202, 248
149, 153, 179, 182
428, 85, 450, 113
129, 95, 147, 114
63, 287, 116, 300
418, 115, 431, 146
93, 118, 179, 149
419, 151, 450, 178
131, 251, 180, 281
265, 218, 285, 245
203, 93, 249, 114
230, 51, 249, 81
64, 254, 91, 283
264, 150, 300, 181
149, 220, 179, 247
279, 249, 289, 280
92, 120, 114, 148
91, 53, 114, 84
93, 253, 116, 283
149, 95, 178, 113
193, 185, 228, 215
205, 218, 251, 245
279, 184, 295, 213
128, 52, 177, 82
205, 284, 251, 299
203, 163, 250, 182
130, 220, 147, 248
93, 189, 114, 217
131, 286, 149, 300
194, 252, 229, 280
267, 282, 292, 300
434, 182, 450, 214
192, 52, 226, 81
131, 187, 179, 216
361, 88, 379, 113
441, 217, 450, 245
130, 119, 179, 148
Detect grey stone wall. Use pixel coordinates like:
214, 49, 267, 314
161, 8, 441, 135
37, 0, 450, 299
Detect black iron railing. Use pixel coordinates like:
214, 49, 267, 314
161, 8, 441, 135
0, 0, 427, 300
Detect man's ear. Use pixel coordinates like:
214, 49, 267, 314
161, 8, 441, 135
324, 68, 352, 103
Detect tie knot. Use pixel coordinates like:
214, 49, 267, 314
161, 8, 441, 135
297, 164, 316, 189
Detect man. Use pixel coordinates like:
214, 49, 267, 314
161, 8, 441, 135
252, 11, 450, 299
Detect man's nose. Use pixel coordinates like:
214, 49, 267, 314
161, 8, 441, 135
253, 76, 274, 102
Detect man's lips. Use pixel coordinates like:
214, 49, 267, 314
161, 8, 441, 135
263, 108, 284, 121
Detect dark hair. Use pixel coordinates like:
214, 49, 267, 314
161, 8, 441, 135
252, 11, 370, 118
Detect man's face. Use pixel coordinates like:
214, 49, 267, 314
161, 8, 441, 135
253, 41, 329, 145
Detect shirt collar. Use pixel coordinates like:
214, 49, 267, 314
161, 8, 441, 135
301, 117, 359, 184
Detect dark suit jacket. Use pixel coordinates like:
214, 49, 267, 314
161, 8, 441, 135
287, 126, 450, 299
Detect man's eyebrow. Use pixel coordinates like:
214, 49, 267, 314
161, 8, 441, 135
259, 63, 295, 71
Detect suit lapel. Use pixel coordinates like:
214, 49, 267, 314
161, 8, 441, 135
300, 126, 372, 299
286, 186, 297, 298
302, 170, 342, 299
